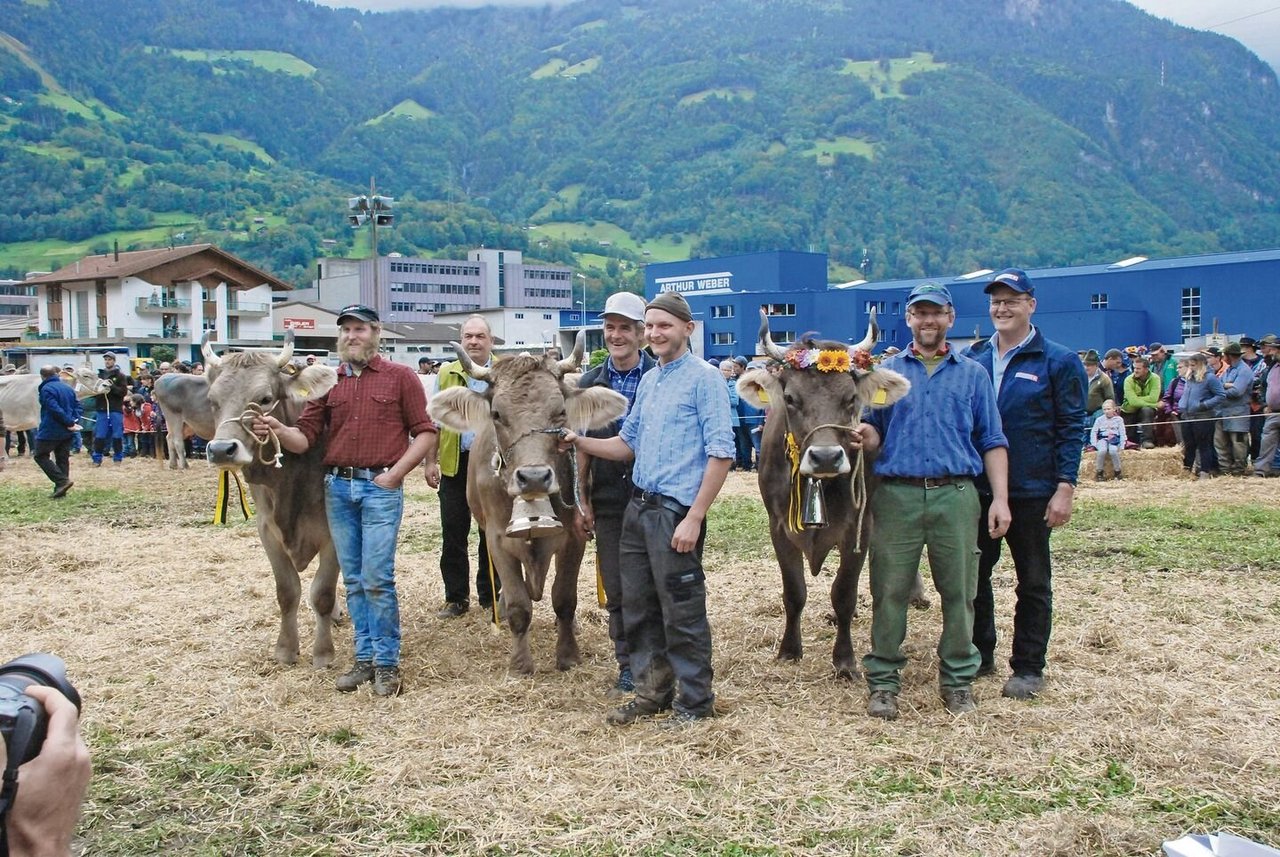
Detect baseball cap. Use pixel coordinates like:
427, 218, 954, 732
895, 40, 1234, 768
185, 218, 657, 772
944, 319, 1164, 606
1148, 342, 1165, 352
906, 282, 953, 307
984, 268, 1034, 295
103, 350, 117, 358
599, 291, 647, 322
337, 304, 379, 324
645, 291, 693, 322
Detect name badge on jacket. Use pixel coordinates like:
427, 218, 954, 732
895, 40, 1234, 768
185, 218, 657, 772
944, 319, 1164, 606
1014, 371, 1040, 383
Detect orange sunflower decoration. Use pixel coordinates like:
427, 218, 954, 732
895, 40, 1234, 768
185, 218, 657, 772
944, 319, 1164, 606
816, 349, 851, 372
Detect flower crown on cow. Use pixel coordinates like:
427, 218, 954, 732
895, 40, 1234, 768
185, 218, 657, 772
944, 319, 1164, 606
782, 345, 873, 373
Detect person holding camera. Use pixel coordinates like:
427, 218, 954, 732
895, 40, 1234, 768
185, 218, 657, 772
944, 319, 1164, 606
0, 657, 91, 857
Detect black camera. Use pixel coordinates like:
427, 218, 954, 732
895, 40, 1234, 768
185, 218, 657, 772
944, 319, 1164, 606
0, 654, 81, 769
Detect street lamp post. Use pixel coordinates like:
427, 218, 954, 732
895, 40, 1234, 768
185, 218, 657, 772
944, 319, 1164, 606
575, 273, 588, 325
347, 177, 394, 317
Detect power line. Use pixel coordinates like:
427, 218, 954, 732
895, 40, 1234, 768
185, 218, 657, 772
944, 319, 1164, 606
1201, 4, 1280, 31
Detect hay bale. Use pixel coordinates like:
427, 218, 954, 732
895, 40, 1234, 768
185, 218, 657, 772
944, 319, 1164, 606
1078, 444, 1185, 481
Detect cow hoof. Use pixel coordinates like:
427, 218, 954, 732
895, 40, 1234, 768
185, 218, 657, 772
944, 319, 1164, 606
833, 665, 860, 682
555, 654, 581, 672
274, 647, 300, 665
509, 657, 535, 676
312, 651, 334, 670
776, 648, 803, 662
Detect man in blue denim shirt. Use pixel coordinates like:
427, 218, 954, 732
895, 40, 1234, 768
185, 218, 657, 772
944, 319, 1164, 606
566, 291, 735, 728
963, 268, 1086, 701
860, 282, 1011, 720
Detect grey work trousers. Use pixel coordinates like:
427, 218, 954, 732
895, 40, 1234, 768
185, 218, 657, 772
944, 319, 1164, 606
1256, 413, 1280, 475
619, 495, 714, 717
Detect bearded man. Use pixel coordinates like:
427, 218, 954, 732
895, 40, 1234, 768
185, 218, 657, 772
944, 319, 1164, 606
254, 304, 435, 697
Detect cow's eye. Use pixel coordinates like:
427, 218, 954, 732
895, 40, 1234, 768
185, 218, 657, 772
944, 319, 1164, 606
492, 410, 503, 424
259, 395, 273, 406
784, 393, 798, 407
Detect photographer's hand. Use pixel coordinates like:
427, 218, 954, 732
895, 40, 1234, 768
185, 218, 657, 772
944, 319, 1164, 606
7, 686, 91, 857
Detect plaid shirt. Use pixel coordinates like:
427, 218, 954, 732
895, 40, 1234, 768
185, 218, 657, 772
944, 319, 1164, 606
606, 357, 646, 416
296, 355, 434, 468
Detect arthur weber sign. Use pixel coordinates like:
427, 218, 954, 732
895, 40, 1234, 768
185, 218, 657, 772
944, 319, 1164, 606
655, 271, 735, 295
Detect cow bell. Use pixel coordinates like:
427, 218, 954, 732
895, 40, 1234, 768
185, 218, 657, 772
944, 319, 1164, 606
506, 496, 562, 539
801, 477, 828, 529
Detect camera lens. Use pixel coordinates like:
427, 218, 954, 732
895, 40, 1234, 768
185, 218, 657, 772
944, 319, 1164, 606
0, 653, 81, 769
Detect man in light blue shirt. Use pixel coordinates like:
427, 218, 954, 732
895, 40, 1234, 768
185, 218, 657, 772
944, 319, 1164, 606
566, 291, 734, 728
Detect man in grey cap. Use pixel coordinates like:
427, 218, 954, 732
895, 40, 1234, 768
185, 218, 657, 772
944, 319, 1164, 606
576, 290, 656, 696
565, 290, 735, 727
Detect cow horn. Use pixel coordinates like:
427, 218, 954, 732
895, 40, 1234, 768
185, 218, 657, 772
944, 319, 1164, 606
850, 306, 878, 354
451, 342, 492, 381
276, 330, 295, 368
201, 330, 222, 368
758, 309, 788, 362
554, 329, 586, 376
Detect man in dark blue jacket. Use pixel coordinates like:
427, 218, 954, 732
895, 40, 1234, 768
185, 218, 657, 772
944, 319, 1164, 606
35, 365, 83, 498
963, 269, 1086, 700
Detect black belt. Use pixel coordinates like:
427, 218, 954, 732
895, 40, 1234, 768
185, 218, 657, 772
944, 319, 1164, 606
329, 466, 390, 480
631, 487, 690, 514
882, 476, 966, 489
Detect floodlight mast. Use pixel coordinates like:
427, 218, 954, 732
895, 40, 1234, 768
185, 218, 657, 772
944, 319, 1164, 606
346, 177, 394, 316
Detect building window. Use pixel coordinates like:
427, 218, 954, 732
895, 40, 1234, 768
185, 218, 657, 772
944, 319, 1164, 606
544, 313, 552, 320
515, 312, 524, 319
762, 303, 796, 317
1091, 293, 1108, 309
864, 300, 887, 314
1181, 287, 1201, 337
772, 330, 797, 344
711, 332, 736, 346
48, 285, 62, 304
711, 305, 735, 319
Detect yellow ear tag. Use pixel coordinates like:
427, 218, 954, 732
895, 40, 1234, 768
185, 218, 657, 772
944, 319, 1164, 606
873, 388, 887, 405
757, 389, 770, 404
298, 388, 309, 397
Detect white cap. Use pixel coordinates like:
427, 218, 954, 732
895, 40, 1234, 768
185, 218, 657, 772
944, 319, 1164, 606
598, 291, 646, 322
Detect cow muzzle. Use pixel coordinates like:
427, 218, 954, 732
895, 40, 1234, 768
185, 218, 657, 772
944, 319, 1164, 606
799, 444, 850, 478
205, 438, 252, 467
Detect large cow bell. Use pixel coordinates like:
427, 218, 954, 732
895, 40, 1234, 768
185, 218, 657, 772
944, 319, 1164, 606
506, 496, 563, 539
801, 477, 829, 529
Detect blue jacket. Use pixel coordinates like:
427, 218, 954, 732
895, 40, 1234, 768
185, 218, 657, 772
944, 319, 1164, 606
964, 328, 1087, 497
36, 377, 80, 442
1219, 360, 1253, 432
1180, 372, 1225, 417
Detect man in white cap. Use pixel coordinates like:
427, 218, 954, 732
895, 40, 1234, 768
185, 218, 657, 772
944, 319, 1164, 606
575, 291, 657, 696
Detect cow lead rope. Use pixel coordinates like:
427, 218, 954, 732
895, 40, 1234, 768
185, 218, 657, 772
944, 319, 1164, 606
783, 423, 868, 552
219, 401, 284, 468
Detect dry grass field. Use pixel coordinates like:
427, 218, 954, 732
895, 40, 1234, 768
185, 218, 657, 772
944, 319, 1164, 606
1, 449, 1278, 856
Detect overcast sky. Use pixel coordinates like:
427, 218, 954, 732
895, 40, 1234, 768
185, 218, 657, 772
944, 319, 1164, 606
316, 0, 1280, 71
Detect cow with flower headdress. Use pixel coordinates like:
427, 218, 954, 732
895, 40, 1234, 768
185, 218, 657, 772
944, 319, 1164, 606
736, 308, 915, 680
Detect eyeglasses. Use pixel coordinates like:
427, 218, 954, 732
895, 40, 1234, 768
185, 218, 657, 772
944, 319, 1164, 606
989, 298, 1031, 309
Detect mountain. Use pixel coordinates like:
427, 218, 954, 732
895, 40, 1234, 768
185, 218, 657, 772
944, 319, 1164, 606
2, 0, 1279, 294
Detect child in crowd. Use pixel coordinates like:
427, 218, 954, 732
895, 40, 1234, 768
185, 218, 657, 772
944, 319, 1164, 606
122, 393, 143, 458
1091, 399, 1126, 481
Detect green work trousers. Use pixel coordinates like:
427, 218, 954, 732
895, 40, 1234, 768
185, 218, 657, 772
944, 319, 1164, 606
863, 479, 982, 692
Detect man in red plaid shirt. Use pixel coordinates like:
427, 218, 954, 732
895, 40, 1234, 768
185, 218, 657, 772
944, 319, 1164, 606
255, 304, 435, 697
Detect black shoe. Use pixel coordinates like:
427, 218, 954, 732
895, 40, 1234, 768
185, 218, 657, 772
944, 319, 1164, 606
336, 660, 374, 692
606, 696, 671, 725
436, 601, 469, 619
1001, 674, 1043, 700
867, 689, 899, 721
976, 660, 995, 678
373, 666, 402, 697
942, 687, 977, 715
51, 481, 73, 499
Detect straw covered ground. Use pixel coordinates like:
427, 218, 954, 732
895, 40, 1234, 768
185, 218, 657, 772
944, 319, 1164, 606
1, 447, 1278, 856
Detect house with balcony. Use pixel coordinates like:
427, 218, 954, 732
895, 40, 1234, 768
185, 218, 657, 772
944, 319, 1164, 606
23, 244, 291, 359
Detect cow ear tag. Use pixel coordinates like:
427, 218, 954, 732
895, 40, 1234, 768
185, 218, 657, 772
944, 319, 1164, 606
757, 389, 770, 404
283, 364, 299, 376
873, 388, 887, 405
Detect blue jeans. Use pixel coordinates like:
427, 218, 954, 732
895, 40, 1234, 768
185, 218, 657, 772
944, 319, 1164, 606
92, 411, 124, 463
325, 474, 405, 667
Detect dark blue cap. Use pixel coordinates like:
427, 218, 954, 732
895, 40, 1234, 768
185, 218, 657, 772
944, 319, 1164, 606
906, 282, 953, 307
337, 304, 379, 324
984, 268, 1034, 295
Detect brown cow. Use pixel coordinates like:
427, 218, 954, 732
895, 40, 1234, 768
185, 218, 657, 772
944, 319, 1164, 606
737, 309, 914, 680
428, 334, 627, 675
200, 336, 343, 667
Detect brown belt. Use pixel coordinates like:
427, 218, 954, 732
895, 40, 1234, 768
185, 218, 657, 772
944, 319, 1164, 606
882, 476, 966, 489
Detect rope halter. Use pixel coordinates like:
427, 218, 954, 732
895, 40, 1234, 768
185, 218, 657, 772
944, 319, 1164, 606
218, 400, 284, 468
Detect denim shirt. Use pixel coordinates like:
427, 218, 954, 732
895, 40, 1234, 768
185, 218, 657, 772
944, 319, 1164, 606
620, 351, 736, 507
864, 347, 1007, 479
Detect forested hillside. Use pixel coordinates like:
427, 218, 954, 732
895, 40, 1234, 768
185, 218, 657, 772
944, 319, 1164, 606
2, 0, 1278, 292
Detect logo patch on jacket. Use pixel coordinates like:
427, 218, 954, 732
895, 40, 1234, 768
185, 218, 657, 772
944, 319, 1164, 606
1014, 371, 1040, 382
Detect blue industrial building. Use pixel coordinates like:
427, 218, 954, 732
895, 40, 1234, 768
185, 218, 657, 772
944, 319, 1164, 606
643, 249, 1280, 358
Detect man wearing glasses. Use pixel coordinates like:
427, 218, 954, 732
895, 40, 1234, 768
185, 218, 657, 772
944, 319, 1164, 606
963, 269, 1086, 700
860, 282, 1011, 719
